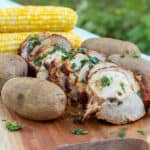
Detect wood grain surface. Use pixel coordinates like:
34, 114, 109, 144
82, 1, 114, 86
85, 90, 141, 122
0, 97, 150, 150
57, 139, 149, 150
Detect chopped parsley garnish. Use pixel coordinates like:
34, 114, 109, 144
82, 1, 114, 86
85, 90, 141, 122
52, 45, 66, 53
62, 52, 74, 61
4, 120, 23, 132
77, 48, 86, 54
81, 58, 97, 69
61, 55, 68, 61
71, 63, 77, 69
80, 59, 88, 67
33, 59, 42, 66
70, 56, 99, 70
137, 90, 141, 97
33, 46, 67, 66
28, 35, 41, 52
81, 79, 87, 84
137, 130, 145, 135
130, 51, 139, 58
33, 53, 48, 66
118, 130, 126, 138
71, 128, 88, 135
88, 56, 100, 64
120, 54, 125, 58
89, 63, 93, 69
101, 76, 111, 87
120, 82, 126, 93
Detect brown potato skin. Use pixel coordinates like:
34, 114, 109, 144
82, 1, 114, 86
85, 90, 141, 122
0, 54, 28, 92
108, 54, 150, 76
1, 77, 67, 121
81, 37, 141, 57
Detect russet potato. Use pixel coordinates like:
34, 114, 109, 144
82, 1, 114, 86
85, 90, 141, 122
0, 54, 28, 92
82, 37, 141, 57
1, 77, 67, 121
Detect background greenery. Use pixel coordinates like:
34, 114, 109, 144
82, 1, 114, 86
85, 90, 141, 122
13, 0, 150, 55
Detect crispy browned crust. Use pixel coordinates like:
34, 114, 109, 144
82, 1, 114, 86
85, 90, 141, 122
49, 34, 72, 50
19, 33, 50, 58
136, 75, 150, 109
60, 64, 70, 76
88, 65, 118, 79
19, 33, 72, 61
19, 33, 73, 77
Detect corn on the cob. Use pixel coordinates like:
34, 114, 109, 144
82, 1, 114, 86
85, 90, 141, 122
0, 31, 82, 54
0, 6, 77, 33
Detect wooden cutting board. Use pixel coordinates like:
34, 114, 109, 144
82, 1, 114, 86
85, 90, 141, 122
0, 96, 150, 150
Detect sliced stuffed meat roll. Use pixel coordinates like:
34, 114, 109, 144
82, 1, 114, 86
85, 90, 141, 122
84, 62, 145, 124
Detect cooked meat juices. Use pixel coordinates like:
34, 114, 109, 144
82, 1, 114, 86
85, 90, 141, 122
19, 34, 148, 124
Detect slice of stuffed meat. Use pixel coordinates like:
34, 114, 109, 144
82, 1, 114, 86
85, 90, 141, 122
84, 62, 145, 124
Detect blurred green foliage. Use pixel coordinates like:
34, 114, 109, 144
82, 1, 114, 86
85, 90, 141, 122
13, 0, 150, 54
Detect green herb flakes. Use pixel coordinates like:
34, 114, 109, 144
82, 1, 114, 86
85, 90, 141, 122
81, 79, 87, 84
62, 52, 74, 60
77, 48, 86, 54
80, 59, 88, 67
118, 130, 126, 138
71, 128, 88, 135
5, 120, 23, 132
33, 46, 68, 66
120, 82, 126, 93
89, 63, 93, 69
101, 76, 111, 87
71, 63, 77, 69
88, 56, 100, 64
130, 51, 139, 58
61, 55, 68, 61
137, 130, 145, 135
136, 90, 142, 97
28, 35, 41, 52
62, 52, 74, 61
53, 45, 66, 53
33, 53, 47, 66
120, 54, 125, 58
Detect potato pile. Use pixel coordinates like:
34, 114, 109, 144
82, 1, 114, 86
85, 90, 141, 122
82, 37, 150, 76
0, 54, 67, 121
